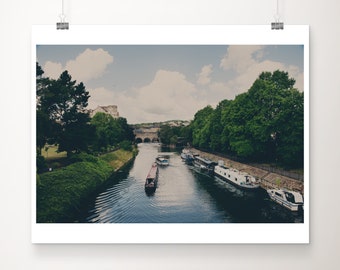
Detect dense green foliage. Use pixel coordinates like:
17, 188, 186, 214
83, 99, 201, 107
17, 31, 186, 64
37, 150, 136, 223
192, 70, 303, 168
37, 156, 113, 222
159, 70, 304, 168
158, 124, 192, 146
36, 66, 93, 156
90, 112, 134, 153
35, 63, 138, 222
36, 63, 135, 166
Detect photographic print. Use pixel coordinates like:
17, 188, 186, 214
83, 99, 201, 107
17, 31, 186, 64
32, 25, 309, 243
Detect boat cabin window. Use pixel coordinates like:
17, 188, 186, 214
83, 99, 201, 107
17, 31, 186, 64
275, 192, 282, 197
285, 192, 296, 203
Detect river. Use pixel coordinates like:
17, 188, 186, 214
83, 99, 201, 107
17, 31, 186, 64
81, 143, 303, 223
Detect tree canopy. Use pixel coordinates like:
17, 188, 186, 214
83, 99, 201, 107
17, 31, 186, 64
176, 70, 304, 168
36, 66, 92, 156
36, 63, 135, 160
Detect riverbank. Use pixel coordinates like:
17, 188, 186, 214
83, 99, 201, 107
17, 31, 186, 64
36, 148, 137, 223
190, 148, 304, 194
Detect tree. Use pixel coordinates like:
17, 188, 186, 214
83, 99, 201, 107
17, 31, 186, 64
188, 70, 304, 168
159, 124, 174, 145
37, 69, 92, 156
209, 99, 231, 151
274, 90, 304, 167
191, 105, 214, 149
117, 117, 135, 142
90, 113, 135, 152
36, 63, 56, 155
91, 112, 122, 151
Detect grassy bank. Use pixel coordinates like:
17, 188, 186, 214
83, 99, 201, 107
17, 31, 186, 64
37, 148, 136, 223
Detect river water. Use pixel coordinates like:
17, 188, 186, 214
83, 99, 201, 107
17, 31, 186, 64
81, 143, 303, 223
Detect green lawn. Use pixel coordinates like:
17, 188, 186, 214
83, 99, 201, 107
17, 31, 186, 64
41, 145, 67, 160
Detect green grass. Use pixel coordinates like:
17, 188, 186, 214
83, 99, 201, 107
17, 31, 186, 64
100, 149, 135, 171
41, 145, 67, 160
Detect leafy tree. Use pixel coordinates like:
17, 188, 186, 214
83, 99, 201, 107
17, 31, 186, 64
274, 90, 304, 167
37, 68, 92, 156
210, 99, 232, 151
191, 105, 214, 148
117, 117, 135, 142
188, 70, 303, 168
91, 112, 122, 151
90, 112, 134, 152
159, 124, 174, 145
36, 63, 56, 154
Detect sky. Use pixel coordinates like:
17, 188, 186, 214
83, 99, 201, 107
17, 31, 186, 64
36, 45, 304, 124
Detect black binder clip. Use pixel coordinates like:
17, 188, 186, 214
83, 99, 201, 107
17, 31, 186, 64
56, 22, 69, 30
271, 22, 284, 30
272, 0, 283, 30
56, 1, 69, 30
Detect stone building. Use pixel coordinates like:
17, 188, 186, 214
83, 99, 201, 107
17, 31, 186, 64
89, 105, 119, 119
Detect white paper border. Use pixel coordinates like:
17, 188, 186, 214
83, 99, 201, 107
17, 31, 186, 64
32, 25, 309, 244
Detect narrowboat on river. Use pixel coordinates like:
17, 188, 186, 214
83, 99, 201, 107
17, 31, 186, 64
145, 163, 159, 193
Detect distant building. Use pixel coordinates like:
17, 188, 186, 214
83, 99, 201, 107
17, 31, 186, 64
89, 105, 119, 119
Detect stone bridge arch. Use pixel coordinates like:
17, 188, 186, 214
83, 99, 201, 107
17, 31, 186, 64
133, 127, 160, 143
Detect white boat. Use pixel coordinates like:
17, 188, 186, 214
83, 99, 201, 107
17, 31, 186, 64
214, 161, 260, 189
156, 155, 169, 166
267, 189, 304, 211
193, 156, 216, 175
180, 148, 190, 159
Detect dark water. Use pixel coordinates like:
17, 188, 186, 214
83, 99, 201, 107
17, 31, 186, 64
82, 143, 303, 223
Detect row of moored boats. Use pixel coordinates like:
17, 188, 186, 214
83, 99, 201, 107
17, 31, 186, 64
181, 148, 304, 212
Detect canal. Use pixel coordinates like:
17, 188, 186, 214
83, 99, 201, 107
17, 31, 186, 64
81, 143, 303, 223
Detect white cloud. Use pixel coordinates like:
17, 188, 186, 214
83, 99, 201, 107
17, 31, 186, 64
220, 45, 264, 73
197, 64, 213, 85
43, 48, 113, 82
220, 46, 304, 93
88, 70, 208, 124
88, 87, 115, 109
43, 61, 63, 79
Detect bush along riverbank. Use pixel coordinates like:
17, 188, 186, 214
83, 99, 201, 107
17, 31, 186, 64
36, 148, 137, 223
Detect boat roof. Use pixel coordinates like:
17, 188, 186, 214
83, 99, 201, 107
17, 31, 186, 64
195, 156, 216, 165
147, 163, 158, 179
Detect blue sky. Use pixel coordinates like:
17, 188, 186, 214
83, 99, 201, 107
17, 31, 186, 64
37, 45, 303, 124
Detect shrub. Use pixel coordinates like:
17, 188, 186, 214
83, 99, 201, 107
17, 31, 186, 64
36, 154, 47, 173
68, 152, 99, 164
119, 140, 133, 151
37, 160, 113, 223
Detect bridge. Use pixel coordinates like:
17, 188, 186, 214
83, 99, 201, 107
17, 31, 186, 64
133, 127, 160, 143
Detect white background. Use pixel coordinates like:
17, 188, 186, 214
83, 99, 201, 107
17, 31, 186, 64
0, 0, 339, 269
